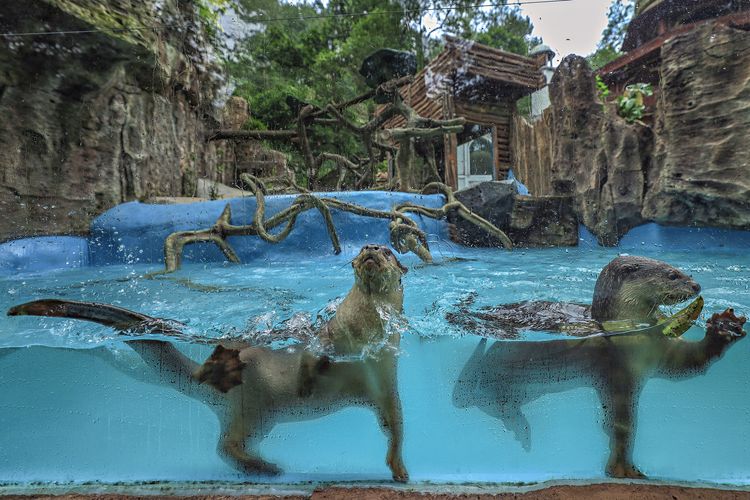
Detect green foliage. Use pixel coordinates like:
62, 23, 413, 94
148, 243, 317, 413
196, 0, 231, 38
595, 75, 610, 102
588, 0, 635, 70
464, 8, 540, 55
588, 46, 620, 71
599, 0, 634, 51
616, 83, 653, 123
225, 0, 543, 186
516, 95, 531, 119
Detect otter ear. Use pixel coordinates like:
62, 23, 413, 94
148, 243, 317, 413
621, 263, 638, 273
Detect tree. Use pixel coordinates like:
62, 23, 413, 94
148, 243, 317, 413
589, 0, 635, 70
458, 7, 542, 56
222, 0, 544, 188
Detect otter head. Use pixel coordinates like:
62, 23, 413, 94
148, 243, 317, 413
352, 244, 408, 297
592, 256, 701, 323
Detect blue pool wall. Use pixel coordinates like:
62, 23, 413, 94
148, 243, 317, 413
0, 236, 89, 275
0, 192, 449, 275
2, 190, 750, 275
578, 223, 750, 251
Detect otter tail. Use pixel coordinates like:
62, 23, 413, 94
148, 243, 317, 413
8, 299, 183, 335
452, 337, 488, 408
8, 299, 224, 404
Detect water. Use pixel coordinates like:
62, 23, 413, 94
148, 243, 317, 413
1, 244, 749, 485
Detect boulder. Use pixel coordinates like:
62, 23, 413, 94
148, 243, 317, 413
512, 22, 750, 244
449, 181, 578, 248
214, 95, 289, 185
507, 195, 579, 247
450, 181, 516, 246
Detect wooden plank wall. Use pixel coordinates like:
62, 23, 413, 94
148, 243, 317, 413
383, 50, 454, 129
509, 109, 555, 196
454, 100, 512, 179
377, 37, 545, 187
441, 93, 458, 189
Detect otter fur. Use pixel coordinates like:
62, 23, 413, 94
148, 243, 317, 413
447, 256, 701, 338
453, 308, 746, 478
7, 244, 409, 482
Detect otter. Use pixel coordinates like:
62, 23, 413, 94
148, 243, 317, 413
7, 244, 409, 482
452, 307, 746, 478
447, 256, 702, 338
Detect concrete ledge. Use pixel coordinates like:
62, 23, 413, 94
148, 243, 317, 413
2, 480, 749, 499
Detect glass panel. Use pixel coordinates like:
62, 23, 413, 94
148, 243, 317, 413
469, 133, 494, 176
1, 0, 749, 495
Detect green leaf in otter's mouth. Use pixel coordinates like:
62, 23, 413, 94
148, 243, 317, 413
659, 296, 704, 338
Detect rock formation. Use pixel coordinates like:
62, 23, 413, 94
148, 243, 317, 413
643, 23, 750, 228
0, 0, 225, 240
548, 56, 652, 246
511, 20, 750, 245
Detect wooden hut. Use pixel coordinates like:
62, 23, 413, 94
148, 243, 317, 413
383, 36, 545, 190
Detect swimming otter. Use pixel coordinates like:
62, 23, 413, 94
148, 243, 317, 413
447, 256, 701, 338
452, 306, 746, 478
8, 244, 409, 482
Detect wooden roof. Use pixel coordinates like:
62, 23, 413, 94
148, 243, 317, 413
434, 36, 546, 100
623, 0, 750, 51
380, 36, 544, 124
601, 10, 750, 85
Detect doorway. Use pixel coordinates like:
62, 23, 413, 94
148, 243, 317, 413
457, 124, 494, 190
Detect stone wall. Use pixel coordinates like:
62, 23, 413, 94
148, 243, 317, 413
511, 21, 750, 245
0, 0, 226, 240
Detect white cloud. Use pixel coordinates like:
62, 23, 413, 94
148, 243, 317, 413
518, 0, 611, 64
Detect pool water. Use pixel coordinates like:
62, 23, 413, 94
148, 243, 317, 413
1, 241, 749, 485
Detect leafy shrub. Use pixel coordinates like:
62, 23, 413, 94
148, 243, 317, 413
616, 83, 653, 123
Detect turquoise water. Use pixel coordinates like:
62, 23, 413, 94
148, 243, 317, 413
1, 243, 749, 484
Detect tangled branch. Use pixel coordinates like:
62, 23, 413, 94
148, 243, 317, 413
154, 177, 512, 274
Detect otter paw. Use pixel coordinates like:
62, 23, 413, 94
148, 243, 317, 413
706, 309, 747, 343
606, 461, 646, 479
387, 452, 409, 483
240, 458, 283, 477
389, 461, 409, 483
193, 345, 245, 393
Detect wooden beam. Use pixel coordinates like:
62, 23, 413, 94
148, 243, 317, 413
599, 10, 750, 80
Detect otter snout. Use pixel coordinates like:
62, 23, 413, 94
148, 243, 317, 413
352, 244, 408, 294
357, 245, 389, 269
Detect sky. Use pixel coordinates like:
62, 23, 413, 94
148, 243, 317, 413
517, 0, 612, 63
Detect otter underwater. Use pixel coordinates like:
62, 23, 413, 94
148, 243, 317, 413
1, 245, 749, 484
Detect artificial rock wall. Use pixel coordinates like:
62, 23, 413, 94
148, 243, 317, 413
0, 0, 227, 240
643, 22, 750, 228
512, 21, 750, 245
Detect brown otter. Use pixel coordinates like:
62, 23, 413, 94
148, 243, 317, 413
7, 244, 409, 482
452, 308, 746, 478
447, 256, 701, 338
